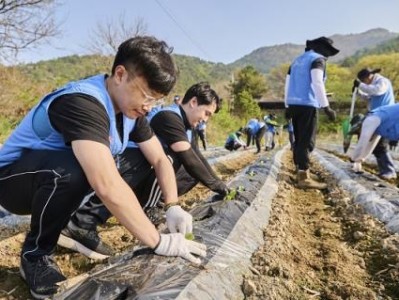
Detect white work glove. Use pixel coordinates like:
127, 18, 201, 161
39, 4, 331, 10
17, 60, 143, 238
352, 162, 363, 173
154, 233, 207, 264
165, 205, 193, 234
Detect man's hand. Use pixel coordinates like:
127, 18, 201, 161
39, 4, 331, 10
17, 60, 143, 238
213, 181, 230, 199
352, 162, 363, 174
165, 205, 192, 234
352, 78, 360, 93
284, 108, 292, 120
154, 233, 207, 264
324, 106, 336, 122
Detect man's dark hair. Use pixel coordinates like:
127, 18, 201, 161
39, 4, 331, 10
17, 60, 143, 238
181, 82, 222, 113
112, 36, 177, 95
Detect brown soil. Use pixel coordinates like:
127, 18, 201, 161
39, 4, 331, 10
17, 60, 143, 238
1, 149, 399, 299
244, 152, 399, 300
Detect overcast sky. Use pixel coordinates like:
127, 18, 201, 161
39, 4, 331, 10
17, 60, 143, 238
17, 0, 399, 65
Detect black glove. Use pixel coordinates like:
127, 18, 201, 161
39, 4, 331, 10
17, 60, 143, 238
324, 106, 336, 122
284, 108, 292, 120
352, 79, 360, 93
212, 182, 229, 200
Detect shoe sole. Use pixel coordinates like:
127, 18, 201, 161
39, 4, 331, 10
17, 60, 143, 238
57, 234, 109, 260
20, 265, 53, 300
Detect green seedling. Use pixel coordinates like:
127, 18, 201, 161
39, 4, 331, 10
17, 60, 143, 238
224, 186, 245, 201
224, 189, 237, 201
185, 233, 195, 240
247, 170, 256, 177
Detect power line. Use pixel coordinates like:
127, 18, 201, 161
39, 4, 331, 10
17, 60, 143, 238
153, 0, 212, 60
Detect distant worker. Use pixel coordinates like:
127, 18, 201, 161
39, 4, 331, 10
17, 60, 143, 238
351, 67, 395, 178
283, 119, 295, 150
350, 104, 399, 179
174, 95, 182, 105
225, 129, 246, 151
285, 36, 338, 189
245, 118, 266, 154
264, 113, 278, 151
195, 120, 207, 151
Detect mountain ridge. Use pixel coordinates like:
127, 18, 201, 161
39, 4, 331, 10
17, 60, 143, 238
229, 28, 398, 73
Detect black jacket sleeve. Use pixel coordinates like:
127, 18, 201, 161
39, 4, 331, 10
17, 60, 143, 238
175, 147, 227, 194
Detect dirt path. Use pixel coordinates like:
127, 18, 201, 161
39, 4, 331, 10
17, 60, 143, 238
245, 152, 399, 300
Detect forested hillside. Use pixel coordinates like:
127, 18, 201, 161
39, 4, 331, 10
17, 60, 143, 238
1, 28, 399, 142
232, 28, 398, 74
341, 35, 399, 66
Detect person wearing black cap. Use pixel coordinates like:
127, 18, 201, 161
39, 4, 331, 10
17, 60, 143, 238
351, 67, 396, 179
352, 68, 395, 110
284, 36, 339, 189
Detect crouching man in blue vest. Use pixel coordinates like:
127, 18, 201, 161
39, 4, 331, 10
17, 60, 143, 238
350, 104, 399, 179
58, 82, 227, 261
0, 36, 206, 299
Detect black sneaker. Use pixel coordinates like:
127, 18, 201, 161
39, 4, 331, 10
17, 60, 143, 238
57, 222, 113, 260
20, 255, 66, 299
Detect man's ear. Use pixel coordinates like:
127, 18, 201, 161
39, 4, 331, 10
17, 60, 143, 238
189, 97, 197, 108
114, 65, 126, 84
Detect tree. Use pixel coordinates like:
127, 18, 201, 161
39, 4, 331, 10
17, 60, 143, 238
87, 13, 148, 55
265, 63, 290, 100
230, 66, 268, 100
0, 0, 60, 63
233, 90, 262, 120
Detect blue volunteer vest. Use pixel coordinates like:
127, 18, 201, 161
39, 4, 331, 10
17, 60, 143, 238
287, 50, 325, 108
0, 74, 135, 168
368, 76, 395, 110
127, 103, 192, 148
371, 103, 399, 141
246, 119, 260, 136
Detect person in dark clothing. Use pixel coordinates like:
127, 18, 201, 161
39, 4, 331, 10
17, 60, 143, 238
245, 118, 266, 153
225, 130, 246, 151
0, 36, 207, 299
285, 36, 338, 189
59, 82, 227, 260
195, 120, 207, 150
283, 119, 295, 150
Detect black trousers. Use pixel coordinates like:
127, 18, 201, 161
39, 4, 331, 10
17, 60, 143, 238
195, 129, 206, 150
225, 141, 242, 151
288, 105, 318, 170
246, 127, 266, 153
0, 150, 91, 261
71, 148, 199, 230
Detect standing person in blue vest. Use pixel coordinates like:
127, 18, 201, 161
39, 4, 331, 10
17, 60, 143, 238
352, 67, 396, 179
195, 120, 207, 151
350, 104, 399, 179
59, 82, 228, 260
285, 36, 338, 189
245, 118, 266, 153
0, 36, 206, 299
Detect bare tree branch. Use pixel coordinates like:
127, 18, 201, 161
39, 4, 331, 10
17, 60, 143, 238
0, 0, 61, 63
87, 13, 148, 55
